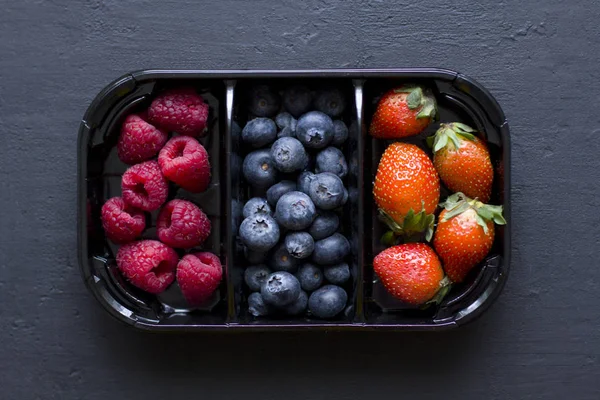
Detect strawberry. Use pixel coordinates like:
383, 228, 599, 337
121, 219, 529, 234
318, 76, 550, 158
369, 85, 437, 139
429, 122, 494, 203
373, 243, 449, 305
373, 142, 440, 241
433, 193, 506, 283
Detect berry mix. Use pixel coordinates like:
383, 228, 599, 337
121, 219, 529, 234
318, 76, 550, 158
101, 88, 222, 307
96, 80, 507, 320
237, 84, 352, 319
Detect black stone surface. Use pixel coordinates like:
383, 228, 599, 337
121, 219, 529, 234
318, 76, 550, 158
1, 1, 600, 399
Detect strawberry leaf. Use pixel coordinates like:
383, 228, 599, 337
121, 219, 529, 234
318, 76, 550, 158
417, 97, 437, 119
475, 214, 489, 235
426, 135, 435, 148
381, 231, 397, 246
406, 87, 423, 109
425, 214, 435, 242
433, 133, 449, 153
493, 213, 507, 225
441, 201, 469, 221
453, 122, 476, 133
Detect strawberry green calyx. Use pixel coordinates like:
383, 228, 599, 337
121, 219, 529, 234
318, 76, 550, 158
440, 192, 506, 234
379, 202, 436, 245
393, 85, 438, 120
424, 276, 452, 307
427, 122, 477, 153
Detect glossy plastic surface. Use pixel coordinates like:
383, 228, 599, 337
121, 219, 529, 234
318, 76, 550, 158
77, 69, 510, 331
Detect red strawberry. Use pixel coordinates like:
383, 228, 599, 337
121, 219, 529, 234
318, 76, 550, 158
433, 193, 506, 283
177, 252, 223, 306
369, 85, 437, 139
429, 123, 494, 203
373, 243, 449, 305
373, 142, 440, 241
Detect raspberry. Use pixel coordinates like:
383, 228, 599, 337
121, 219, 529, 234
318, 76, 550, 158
116, 240, 178, 294
148, 88, 209, 137
121, 161, 168, 211
157, 199, 211, 248
158, 136, 211, 193
176, 252, 222, 306
101, 197, 146, 244
117, 114, 168, 165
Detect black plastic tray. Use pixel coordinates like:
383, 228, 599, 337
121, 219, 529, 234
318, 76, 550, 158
77, 68, 510, 331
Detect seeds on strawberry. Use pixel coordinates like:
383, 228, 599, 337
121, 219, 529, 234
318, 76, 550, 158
373, 243, 448, 305
373, 142, 440, 241
430, 123, 494, 203
369, 85, 437, 139
433, 192, 506, 283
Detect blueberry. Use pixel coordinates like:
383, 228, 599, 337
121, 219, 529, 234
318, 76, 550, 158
284, 290, 308, 316
243, 197, 272, 218
275, 191, 317, 230
239, 214, 280, 252
270, 137, 307, 173
275, 112, 297, 131
308, 172, 346, 210
248, 85, 281, 117
315, 147, 348, 178
242, 149, 279, 189
314, 88, 346, 118
324, 262, 351, 285
261, 271, 301, 307
283, 85, 312, 117
277, 126, 295, 138
308, 211, 340, 240
308, 285, 347, 319
296, 111, 334, 149
244, 264, 271, 292
248, 292, 271, 317
285, 232, 315, 259
297, 171, 317, 195
268, 242, 300, 273
312, 233, 350, 265
342, 188, 349, 205
242, 118, 277, 148
295, 263, 324, 292
332, 120, 348, 146
244, 247, 268, 264
266, 180, 297, 206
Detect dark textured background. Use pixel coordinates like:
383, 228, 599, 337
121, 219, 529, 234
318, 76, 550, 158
2, 0, 600, 399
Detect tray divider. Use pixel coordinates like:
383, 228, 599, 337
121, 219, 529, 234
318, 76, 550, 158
353, 79, 366, 325
224, 79, 238, 324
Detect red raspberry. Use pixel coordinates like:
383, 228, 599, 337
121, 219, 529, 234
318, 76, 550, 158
101, 197, 146, 244
117, 114, 168, 165
148, 88, 209, 137
121, 161, 168, 211
158, 136, 211, 193
116, 240, 178, 294
177, 252, 223, 306
157, 199, 211, 248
